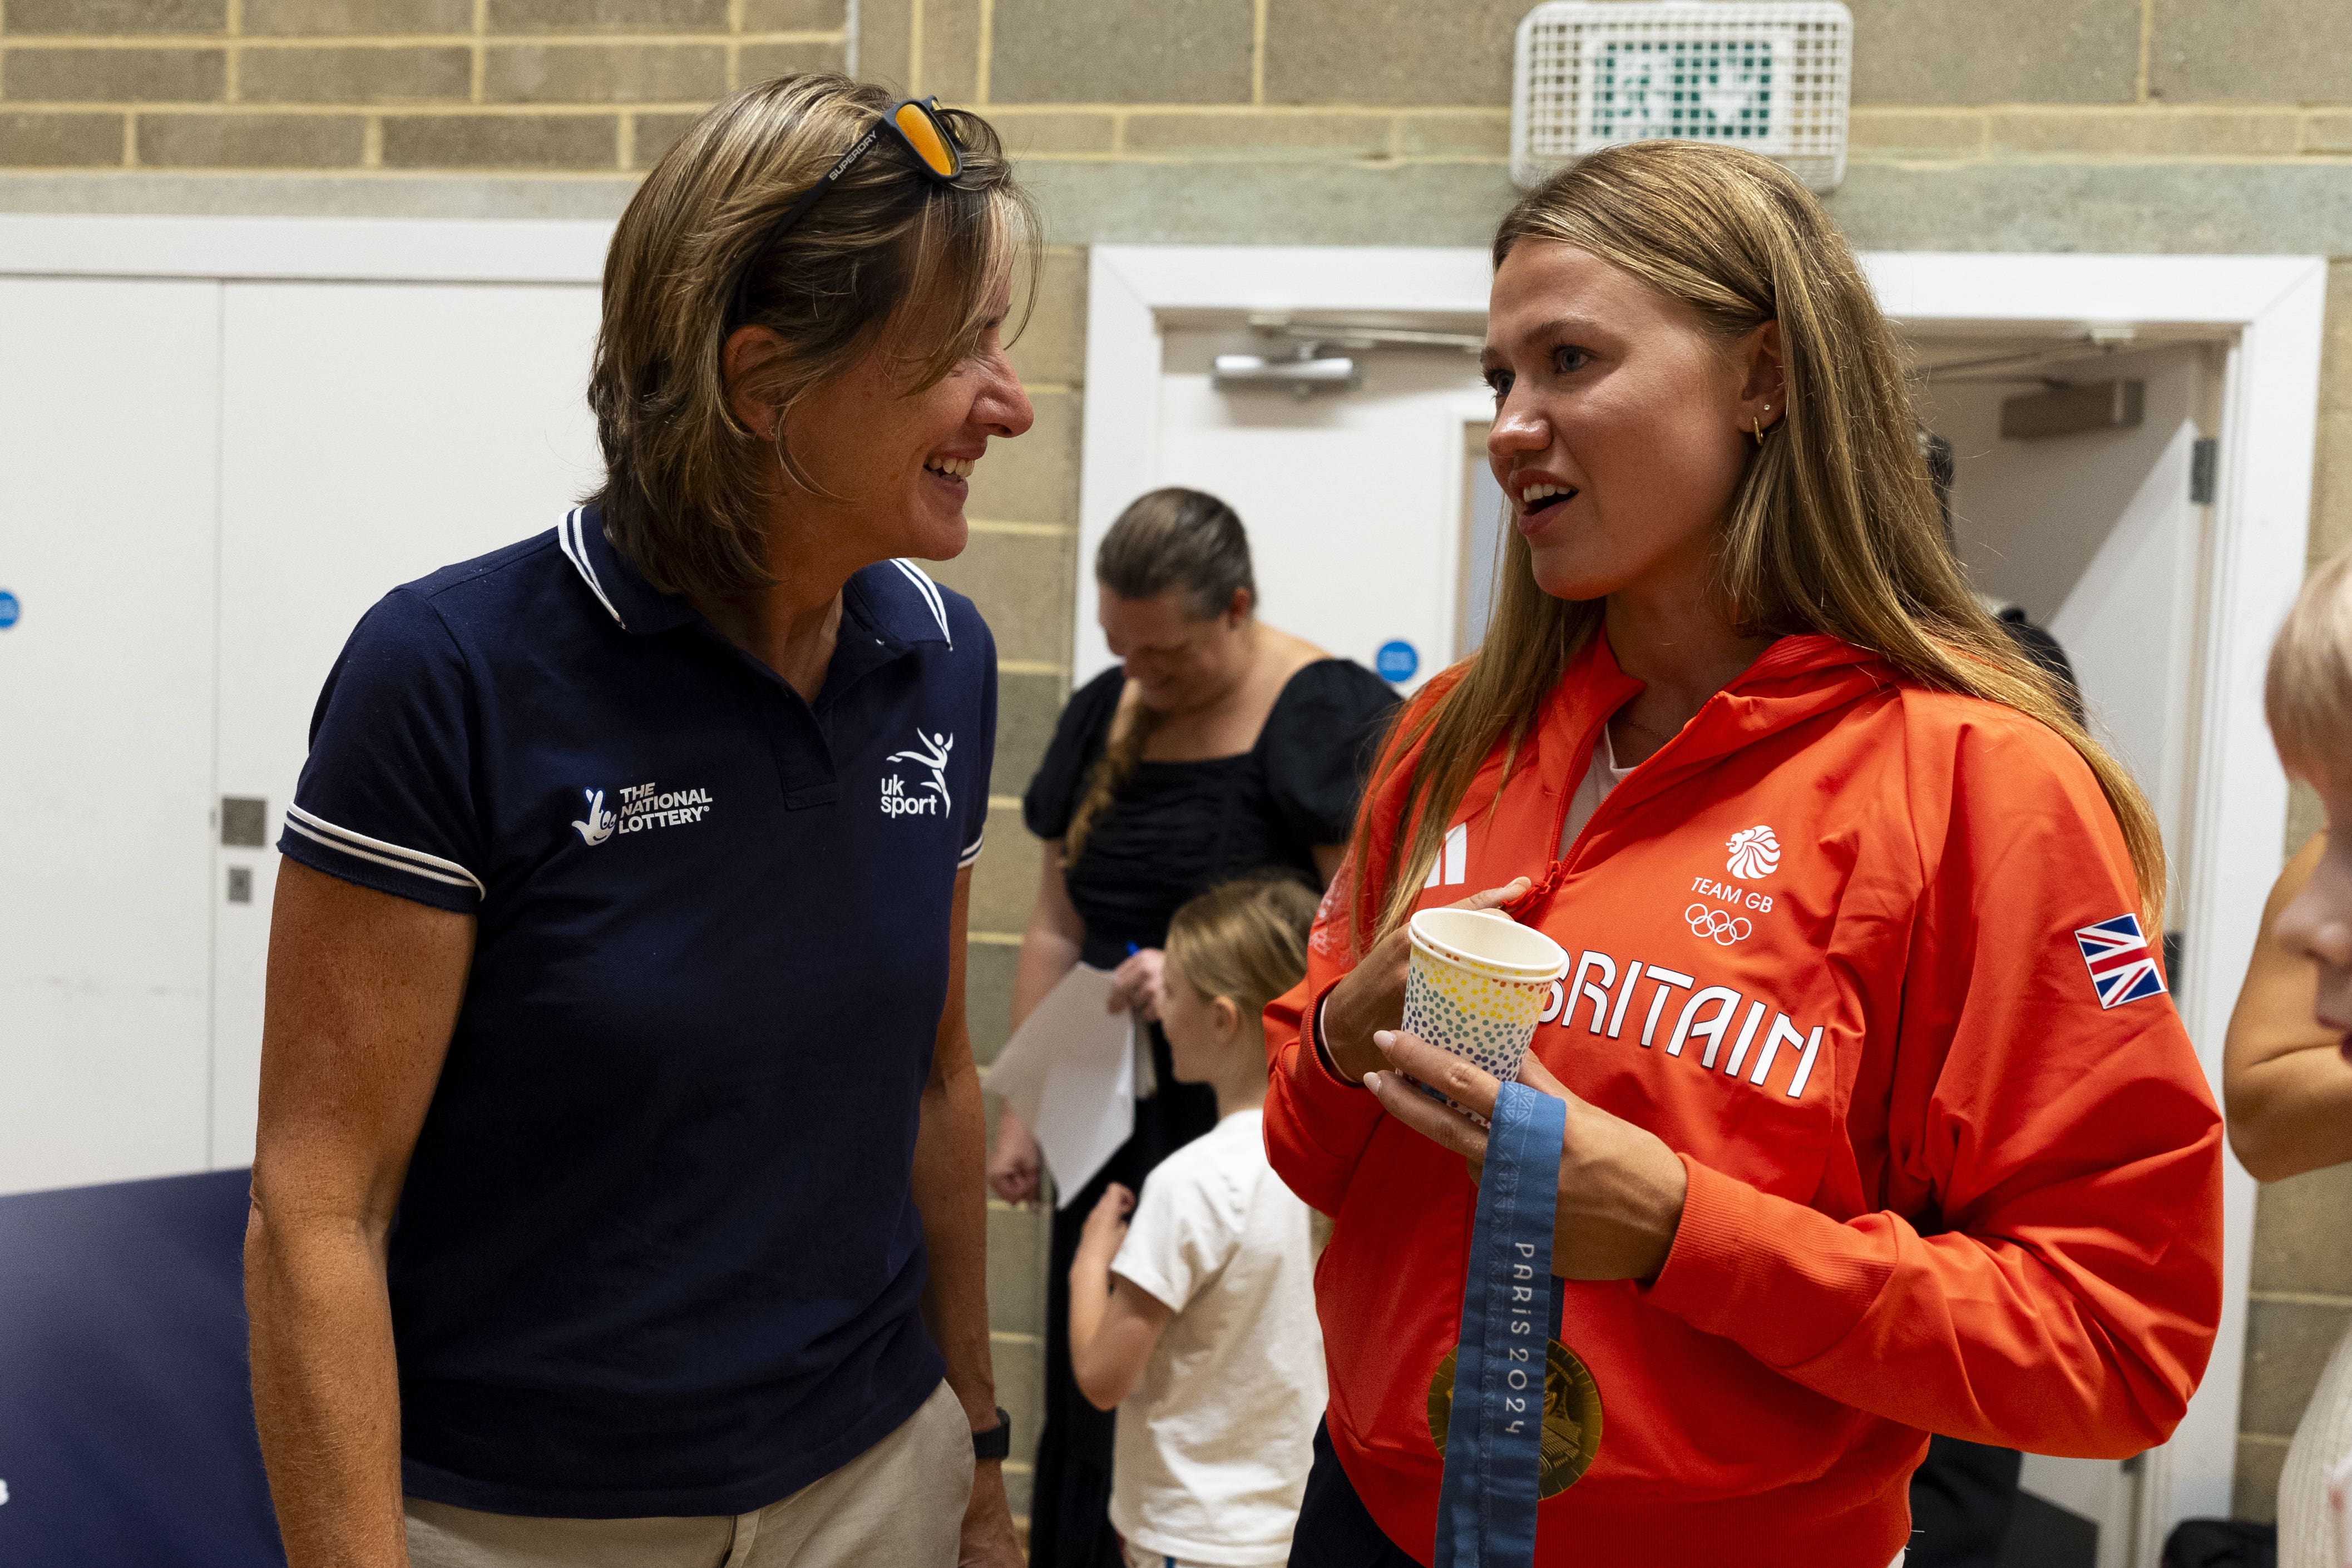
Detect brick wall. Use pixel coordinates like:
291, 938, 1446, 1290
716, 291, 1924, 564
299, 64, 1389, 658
0, 1, 843, 174
10, 0, 2351, 1531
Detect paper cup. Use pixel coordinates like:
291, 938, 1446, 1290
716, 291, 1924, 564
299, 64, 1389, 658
1401, 908, 1570, 1100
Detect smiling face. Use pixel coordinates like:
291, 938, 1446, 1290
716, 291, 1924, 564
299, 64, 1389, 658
1482, 241, 1778, 607
2274, 775, 2352, 1047
753, 273, 1034, 565
1098, 586, 1252, 715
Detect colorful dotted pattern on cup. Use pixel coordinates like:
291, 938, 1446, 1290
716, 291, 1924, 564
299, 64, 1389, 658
1402, 945, 1552, 1081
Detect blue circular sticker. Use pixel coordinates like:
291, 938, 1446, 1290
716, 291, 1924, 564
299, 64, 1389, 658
0, 592, 18, 630
1376, 639, 1419, 682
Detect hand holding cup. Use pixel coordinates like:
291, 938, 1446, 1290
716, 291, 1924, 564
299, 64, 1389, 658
1393, 904, 1570, 1114
1323, 878, 1531, 1082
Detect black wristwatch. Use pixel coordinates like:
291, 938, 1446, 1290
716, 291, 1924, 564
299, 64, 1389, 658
974, 1406, 1011, 1461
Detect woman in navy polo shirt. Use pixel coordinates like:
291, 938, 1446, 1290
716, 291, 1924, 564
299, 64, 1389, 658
245, 77, 1033, 1568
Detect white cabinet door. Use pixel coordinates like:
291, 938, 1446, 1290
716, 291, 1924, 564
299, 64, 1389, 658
0, 278, 221, 1196
210, 279, 604, 1166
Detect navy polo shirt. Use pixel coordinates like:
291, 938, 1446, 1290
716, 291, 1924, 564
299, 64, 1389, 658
277, 504, 994, 1517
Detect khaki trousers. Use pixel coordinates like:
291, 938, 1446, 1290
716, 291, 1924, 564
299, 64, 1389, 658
405, 1379, 974, 1568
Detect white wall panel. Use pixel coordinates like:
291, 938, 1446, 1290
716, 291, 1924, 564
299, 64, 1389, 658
209, 279, 602, 1166
0, 278, 220, 1195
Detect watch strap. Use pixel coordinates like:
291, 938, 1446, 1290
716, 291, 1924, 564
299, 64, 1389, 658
974, 1406, 1011, 1461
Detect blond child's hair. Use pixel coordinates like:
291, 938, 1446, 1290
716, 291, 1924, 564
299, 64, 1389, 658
1165, 874, 1320, 1025
2267, 545, 2352, 785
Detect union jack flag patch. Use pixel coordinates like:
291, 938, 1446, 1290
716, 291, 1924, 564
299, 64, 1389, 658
2075, 913, 2168, 1010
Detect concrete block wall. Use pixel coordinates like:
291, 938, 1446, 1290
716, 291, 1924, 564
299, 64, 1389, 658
7, 0, 2352, 1531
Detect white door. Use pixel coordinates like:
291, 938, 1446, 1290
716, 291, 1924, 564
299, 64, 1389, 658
1122, 324, 1493, 690
208, 279, 604, 1167
0, 278, 221, 1195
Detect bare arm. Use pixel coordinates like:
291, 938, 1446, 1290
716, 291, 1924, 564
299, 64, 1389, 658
1013, 841, 1085, 1028
2225, 834, 2352, 1181
1066, 1184, 1174, 1411
989, 843, 1086, 1203
246, 861, 474, 1568
914, 865, 1021, 1568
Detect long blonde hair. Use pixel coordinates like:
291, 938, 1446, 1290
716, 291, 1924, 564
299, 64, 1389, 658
1353, 141, 2165, 944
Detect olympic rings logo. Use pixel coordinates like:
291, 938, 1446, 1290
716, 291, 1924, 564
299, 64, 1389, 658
1686, 903, 1752, 945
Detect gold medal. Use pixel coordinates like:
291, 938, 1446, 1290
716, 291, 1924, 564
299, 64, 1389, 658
1426, 1338, 1603, 1498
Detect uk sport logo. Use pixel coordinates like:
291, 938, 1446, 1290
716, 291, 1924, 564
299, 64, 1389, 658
1725, 825, 1781, 881
883, 730, 953, 819
2075, 913, 2168, 1010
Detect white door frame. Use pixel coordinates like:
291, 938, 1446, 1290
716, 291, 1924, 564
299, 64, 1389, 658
1083, 243, 2329, 1549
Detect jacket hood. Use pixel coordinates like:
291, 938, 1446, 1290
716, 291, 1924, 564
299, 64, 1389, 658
1494, 630, 1898, 925
1552, 630, 1899, 820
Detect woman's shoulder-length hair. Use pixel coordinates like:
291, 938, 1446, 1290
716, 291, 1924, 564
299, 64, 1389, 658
586, 74, 1037, 606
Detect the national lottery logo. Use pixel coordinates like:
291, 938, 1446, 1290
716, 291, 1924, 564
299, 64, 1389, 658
1725, 824, 1781, 881
571, 780, 713, 847
882, 730, 953, 819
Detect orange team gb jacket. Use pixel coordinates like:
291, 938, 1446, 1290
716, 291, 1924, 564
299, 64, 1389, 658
1263, 630, 2223, 1566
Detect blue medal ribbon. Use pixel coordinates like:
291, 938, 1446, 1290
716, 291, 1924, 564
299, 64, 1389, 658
1435, 1079, 1567, 1568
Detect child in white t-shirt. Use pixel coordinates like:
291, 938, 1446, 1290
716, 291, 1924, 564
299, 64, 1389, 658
1068, 874, 1328, 1568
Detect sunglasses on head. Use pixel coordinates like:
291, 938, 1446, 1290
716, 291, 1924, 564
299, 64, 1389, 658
730, 97, 966, 328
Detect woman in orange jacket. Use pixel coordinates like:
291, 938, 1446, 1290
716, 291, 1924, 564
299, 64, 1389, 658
1265, 141, 2224, 1567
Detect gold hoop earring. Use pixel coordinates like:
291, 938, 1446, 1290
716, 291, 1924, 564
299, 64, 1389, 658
1752, 417, 1764, 447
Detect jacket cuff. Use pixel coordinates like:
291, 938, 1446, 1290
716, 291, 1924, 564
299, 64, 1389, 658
1279, 983, 1385, 1160
1639, 1155, 1895, 1369
1312, 991, 1365, 1090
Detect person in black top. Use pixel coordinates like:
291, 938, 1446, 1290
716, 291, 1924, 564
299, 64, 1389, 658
988, 487, 1399, 1568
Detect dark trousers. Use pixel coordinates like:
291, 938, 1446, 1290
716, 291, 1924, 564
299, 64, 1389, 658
1908, 1435, 2023, 1568
1287, 1422, 1419, 1568
1292, 1417, 2003, 1566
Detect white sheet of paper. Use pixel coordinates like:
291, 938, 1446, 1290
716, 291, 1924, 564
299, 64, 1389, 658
981, 963, 1135, 1208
